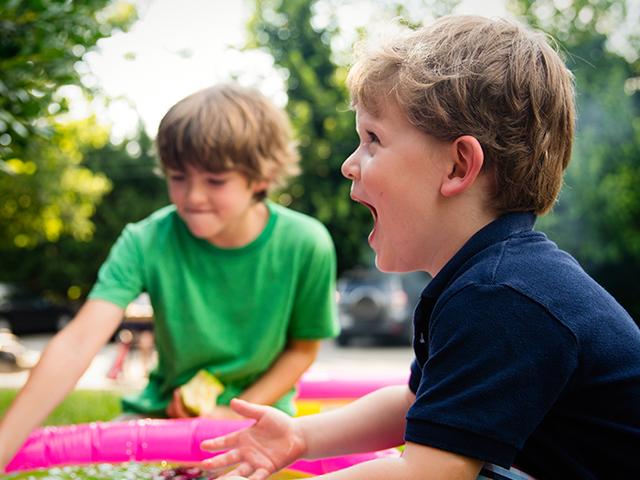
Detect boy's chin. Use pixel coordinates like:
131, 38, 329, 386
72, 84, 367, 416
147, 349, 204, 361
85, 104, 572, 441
374, 256, 399, 273
186, 225, 217, 241
181, 219, 218, 239
375, 255, 416, 274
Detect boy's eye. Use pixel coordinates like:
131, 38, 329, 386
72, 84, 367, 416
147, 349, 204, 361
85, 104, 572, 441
206, 177, 226, 186
169, 174, 185, 182
367, 130, 380, 144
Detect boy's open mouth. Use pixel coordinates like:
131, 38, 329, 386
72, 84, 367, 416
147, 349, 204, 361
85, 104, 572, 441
354, 199, 378, 242
358, 200, 377, 221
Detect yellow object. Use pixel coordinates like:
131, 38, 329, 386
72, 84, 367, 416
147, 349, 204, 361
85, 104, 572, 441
271, 469, 312, 478
295, 399, 351, 416
180, 370, 225, 416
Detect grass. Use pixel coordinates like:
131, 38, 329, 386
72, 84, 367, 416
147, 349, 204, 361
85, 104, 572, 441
0, 389, 122, 425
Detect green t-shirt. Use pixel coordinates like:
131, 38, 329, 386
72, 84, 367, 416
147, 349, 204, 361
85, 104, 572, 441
89, 201, 339, 416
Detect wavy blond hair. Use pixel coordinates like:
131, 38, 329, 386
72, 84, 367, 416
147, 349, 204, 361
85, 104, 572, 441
347, 15, 575, 215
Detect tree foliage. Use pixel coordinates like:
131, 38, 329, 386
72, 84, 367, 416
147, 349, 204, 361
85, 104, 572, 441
0, 129, 167, 300
0, 116, 112, 249
0, 0, 166, 301
0, 0, 135, 162
0, 0, 136, 248
248, 0, 369, 273
508, 0, 640, 318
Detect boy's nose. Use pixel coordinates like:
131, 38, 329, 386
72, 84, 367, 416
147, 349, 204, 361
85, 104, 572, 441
185, 184, 207, 206
341, 151, 360, 180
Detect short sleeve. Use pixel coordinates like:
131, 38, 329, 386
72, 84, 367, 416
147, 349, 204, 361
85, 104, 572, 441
88, 224, 145, 308
405, 284, 578, 467
409, 359, 422, 394
287, 224, 339, 340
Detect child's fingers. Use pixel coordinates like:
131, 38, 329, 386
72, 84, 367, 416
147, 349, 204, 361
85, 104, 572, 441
248, 467, 271, 480
166, 401, 175, 418
203, 448, 241, 469
166, 391, 182, 418
173, 393, 191, 418
229, 398, 270, 419
201, 431, 241, 452
223, 462, 254, 478
166, 388, 192, 418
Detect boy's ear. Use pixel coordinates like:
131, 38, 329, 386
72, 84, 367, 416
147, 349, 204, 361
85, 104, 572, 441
440, 135, 484, 198
251, 179, 269, 194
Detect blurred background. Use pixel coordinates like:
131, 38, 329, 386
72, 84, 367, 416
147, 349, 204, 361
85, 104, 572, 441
0, 0, 639, 347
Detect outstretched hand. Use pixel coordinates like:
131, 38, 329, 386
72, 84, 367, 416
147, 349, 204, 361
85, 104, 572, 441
201, 398, 307, 480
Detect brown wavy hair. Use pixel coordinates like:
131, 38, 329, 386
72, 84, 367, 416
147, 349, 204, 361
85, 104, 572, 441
347, 15, 576, 215
156, 83, 299, 198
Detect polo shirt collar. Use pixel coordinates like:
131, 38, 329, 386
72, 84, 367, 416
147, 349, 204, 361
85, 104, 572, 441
422, 212, 536, 299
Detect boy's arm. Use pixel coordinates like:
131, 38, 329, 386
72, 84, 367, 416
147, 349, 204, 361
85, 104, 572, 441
303, 443, 482, 480
238, 339, 321, 406
272, 386, 479, 479
0, 299, 124, 470
206, 386, 481, 480
203, 385, 413, 474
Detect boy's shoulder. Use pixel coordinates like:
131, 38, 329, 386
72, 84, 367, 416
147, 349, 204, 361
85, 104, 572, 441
446, 221, 631, 331
269, 201, 333, 243
118, 205, 183, 251
124, 205, 179, 234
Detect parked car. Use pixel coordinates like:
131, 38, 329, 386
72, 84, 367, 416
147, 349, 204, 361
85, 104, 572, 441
335, 269, 430, 346
0, 328, 40, 372
0, 283, 75, 335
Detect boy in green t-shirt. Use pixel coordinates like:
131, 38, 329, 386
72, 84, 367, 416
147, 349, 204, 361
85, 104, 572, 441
0, 83, 339, 470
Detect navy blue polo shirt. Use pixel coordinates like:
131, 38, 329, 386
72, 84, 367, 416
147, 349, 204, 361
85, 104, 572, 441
405, 212, 640, 479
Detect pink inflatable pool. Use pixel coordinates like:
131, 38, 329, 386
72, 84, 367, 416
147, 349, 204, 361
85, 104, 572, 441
297, 369, 408, 399
6, 418, 399, 474
7, 373, 407, 474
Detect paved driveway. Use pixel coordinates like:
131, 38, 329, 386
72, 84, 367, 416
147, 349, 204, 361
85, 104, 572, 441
0, 334, 414, 392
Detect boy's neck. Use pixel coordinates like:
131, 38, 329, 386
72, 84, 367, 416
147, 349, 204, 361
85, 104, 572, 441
208, 201, 270, 249
428, 206, 498, 278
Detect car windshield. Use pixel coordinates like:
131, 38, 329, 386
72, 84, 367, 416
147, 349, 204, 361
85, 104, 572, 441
338, 270, 392, 293
0, 284, 37, 302
0, 284, 16, 299
338, 270, 429, 297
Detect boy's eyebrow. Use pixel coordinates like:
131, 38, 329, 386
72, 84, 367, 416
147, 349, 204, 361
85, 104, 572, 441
356, 109, 379, 129
357, 114, 387, 139
165, 167, 230, 176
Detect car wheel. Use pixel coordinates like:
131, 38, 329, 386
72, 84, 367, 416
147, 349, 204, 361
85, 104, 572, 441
56, 314, 72, 331
0, 317, 11, 331
336, 333, 352, 347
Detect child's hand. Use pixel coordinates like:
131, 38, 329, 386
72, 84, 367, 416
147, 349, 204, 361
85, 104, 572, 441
201, 398, 306, 480
166, 388, 192, 418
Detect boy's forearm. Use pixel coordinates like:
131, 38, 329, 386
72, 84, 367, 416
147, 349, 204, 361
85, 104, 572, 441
298, 385, 413, 459
309, 443, 482, 480
0, 300, 122, 469
238, 339, 320, 406
295, 390, 482, 480
0, 332, 92, 467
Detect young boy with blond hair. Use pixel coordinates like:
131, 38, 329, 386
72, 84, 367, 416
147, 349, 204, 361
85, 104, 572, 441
200, 16, 640, 480
0, 83, 339, 469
